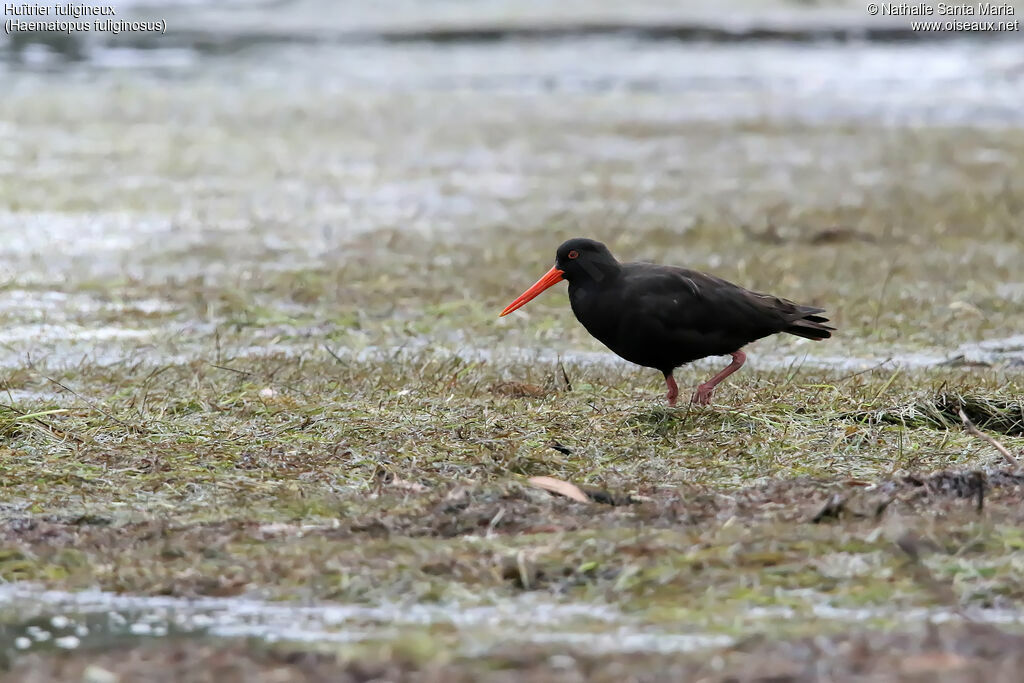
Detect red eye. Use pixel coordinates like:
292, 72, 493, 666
568, 250, 579, 259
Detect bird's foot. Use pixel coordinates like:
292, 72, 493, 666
664, 373, 679, 406
691, 384, 715, 405
690, 351, 745, 405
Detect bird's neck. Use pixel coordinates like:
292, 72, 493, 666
572, 259, 621, 287
568, 266, 621, 321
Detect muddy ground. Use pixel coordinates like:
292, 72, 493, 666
2, 0, 1024, 680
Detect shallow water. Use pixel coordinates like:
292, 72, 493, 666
0, 586, 731, 657
0, 299, 1020, 375
6, 36, 1024, 126
0, 278, 1020, 375
5, 583, 1024, 658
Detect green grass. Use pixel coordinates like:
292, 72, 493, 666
1, 50, 1023, 680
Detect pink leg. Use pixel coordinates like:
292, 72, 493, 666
664, 373, 679, 406
692, 351, 747, 405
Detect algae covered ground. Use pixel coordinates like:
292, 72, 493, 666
2, 7, 1024, 680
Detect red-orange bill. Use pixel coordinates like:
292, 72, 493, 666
499, 265, 565, 316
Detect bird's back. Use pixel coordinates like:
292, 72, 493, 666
569, 262, 832, 373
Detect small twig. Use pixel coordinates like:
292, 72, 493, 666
323, 344, 345, 365
207, 362, 254, 376
871, 365, 901, 402
557, 356, 572, 392
959, 408, 1019, 468
871, 257, 899, 331
44, 376, 140, 432
835, 357, 894, 385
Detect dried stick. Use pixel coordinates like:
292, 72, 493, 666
958, 408, 1019, 468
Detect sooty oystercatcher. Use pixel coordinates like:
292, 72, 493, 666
500, 238, 834, 405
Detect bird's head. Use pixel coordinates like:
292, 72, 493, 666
500, 238, 619, 316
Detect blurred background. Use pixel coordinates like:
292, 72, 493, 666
2, 3, 1024, 679
2, 0, 1023, 372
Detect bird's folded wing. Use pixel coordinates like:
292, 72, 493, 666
622, 266, 813, 338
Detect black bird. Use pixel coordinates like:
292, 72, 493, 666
500, 238, 834, 405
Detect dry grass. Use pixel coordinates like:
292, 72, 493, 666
0, 38, 1023, 681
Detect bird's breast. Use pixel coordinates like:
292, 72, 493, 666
568, 284, 623, 347
568, 280, 682, 372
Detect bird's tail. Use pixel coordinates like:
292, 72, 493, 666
785, 307, 835, 340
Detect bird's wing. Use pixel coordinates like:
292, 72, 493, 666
620, 265, 814, 340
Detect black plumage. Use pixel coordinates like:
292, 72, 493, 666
500, 238, 834, 405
